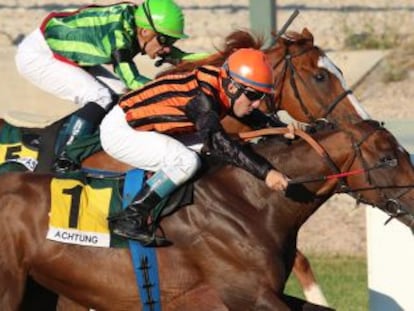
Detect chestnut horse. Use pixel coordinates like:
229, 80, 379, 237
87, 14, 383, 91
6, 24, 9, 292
1, 120, 414, 311
0, 28, 369, 308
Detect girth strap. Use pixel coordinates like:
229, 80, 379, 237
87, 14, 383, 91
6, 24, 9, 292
123, 169, 162, 311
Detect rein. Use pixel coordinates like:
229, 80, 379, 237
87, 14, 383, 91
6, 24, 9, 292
239, 125, 414, 227
288, 159, 397, 185
240, 127, 323, 154
239, 127, 344, 187
239, 127, 384, 188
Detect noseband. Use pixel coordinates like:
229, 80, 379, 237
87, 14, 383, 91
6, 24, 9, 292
272, 46, 352, 122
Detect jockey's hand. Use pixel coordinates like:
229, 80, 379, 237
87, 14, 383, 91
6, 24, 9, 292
155, 55, 180, 67
265, 169, 289, 191
284, 123, 296, 140
155, 46, 185, 67
284, 121, 309, 139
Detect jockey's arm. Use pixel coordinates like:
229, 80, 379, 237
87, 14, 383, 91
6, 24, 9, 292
185, 92, 274, 181
112, 48, 151, 90
172, 47, 210, 62
236, 109, 288, 130
157, 46, 211, 66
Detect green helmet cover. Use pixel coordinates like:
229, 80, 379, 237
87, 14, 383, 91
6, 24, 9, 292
135, 0, 188, 39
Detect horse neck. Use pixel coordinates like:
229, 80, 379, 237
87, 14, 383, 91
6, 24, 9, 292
185, 135, 348, 244
191, 166, 305, 245
257, 132, 353, 225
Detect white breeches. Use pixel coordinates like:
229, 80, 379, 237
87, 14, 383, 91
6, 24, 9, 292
15, 28, 125, 109
100, 105, 201, 185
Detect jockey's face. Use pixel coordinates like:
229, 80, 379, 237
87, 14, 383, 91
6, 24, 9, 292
228, 81, 263, 117
137, 28, 172, 59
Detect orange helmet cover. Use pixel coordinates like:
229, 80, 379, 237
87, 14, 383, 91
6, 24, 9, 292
227, 48, 274, 94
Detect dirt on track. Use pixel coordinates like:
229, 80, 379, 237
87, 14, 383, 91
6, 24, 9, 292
0, 0, 413, 257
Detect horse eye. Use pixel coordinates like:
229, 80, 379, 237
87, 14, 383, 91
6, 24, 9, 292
314, 71, 326, 82
380, 156, 398, 167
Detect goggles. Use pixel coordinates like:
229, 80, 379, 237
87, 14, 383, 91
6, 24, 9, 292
143, 1, 177, 47
234, 81, 266, 101
243, 88, 266, 101
155, 34, 177, 47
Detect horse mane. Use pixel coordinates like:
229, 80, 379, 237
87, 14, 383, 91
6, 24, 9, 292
266, 28, 316, 56
282, 30, 312, 45
157, 29, 265, 77
157, 28, 317, 79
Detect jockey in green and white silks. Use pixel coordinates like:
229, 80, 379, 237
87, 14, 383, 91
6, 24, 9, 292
15, 0, 208, 172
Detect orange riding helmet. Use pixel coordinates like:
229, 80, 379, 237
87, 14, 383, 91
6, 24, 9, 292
226, 48, 274, 94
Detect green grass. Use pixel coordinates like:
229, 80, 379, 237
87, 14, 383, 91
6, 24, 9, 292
285, 255, 368, 311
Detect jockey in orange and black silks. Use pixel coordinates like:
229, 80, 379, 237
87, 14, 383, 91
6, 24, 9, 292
118, 65, 232, 133
101, 48, 290, 246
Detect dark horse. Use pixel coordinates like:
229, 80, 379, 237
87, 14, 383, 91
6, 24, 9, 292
1, 120, 414, 310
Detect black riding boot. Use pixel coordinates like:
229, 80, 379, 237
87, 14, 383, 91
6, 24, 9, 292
109, 170, 178, 246
54, 102, 106, 173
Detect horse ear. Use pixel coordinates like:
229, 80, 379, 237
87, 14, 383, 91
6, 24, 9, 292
302, 28, 314, 44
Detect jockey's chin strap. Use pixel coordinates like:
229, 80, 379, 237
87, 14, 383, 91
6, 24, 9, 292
271, 46, 352, 123
222, 77, 242, 111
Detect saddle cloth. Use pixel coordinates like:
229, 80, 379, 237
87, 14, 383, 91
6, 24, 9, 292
47, 173, 127, 248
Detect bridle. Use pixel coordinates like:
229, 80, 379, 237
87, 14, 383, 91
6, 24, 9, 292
331, 123, 414, 227
241, 123, 414, 229
270, 45, 352, 123
304, 122, 414, 227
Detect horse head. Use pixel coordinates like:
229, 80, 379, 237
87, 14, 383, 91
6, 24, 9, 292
160, 28, 370, 128
266, 28, 371, 126
337, 120, 414, 229
270, 120, 414, 230
287, 120, 414, 229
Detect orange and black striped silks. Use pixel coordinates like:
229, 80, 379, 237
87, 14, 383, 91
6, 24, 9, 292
119, 65, 231, 133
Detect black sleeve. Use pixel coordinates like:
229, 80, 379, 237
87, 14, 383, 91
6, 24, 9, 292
111, 47, 136, 66
237, 109, 288, 129
185, 92, 274, 180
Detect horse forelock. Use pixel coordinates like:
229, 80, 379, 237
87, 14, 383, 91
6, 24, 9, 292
282, 31, 312, 46
266, 30, 314, 59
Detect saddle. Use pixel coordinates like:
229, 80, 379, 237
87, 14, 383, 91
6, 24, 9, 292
0, 119, 195, 234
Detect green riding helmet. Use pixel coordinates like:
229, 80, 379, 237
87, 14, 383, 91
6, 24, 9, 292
135, 0, 188, 39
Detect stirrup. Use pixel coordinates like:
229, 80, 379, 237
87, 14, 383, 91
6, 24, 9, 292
111, 226, 172, 247
109, 214, 172, 247
140, 232, 172, 247
107, 209, 142, 222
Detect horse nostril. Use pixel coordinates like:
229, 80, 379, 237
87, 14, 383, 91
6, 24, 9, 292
384, 199, 401, 215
